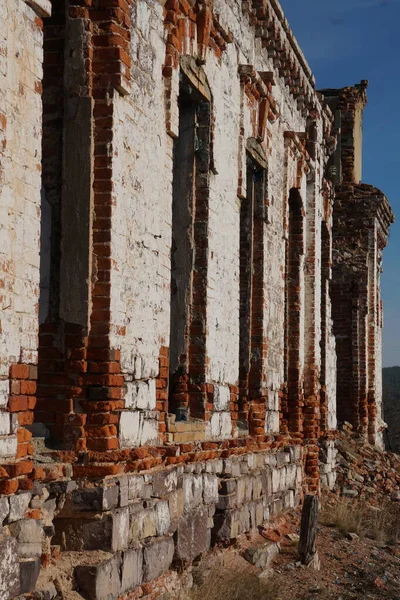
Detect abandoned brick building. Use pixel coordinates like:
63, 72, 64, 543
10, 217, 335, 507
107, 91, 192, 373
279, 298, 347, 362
0, 0, 394, 597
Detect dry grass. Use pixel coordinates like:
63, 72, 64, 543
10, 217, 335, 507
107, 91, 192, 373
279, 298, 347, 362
188, 572, 276, 600
321, 498, 400, 545
175, 555, 280, 600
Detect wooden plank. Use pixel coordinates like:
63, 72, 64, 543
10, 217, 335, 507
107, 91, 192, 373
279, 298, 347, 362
298, 494, 318, 565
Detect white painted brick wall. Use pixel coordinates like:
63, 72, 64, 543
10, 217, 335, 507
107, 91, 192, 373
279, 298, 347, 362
0, 435, 17, 459
0, 1, 42, 380
0, 412, 10, 436
0, 381, 8, 409
119, 411, 159, 448
124, 379, 156, 411
213, 385, 230, 412
110, 0, 337, 441
111, 1, 170, 381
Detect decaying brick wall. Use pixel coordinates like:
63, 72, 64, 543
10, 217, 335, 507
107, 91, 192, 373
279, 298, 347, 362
0, 1, 393, 598
323, 84, 394, 449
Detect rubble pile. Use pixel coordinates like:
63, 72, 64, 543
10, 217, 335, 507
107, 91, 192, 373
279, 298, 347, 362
334, 424, 400, 503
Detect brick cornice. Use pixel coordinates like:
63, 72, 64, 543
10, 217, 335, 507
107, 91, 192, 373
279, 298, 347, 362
25, 0, 51, 18
242, 1, 332, 122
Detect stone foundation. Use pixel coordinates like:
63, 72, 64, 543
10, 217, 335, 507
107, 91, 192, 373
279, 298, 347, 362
0, 447, 302, 598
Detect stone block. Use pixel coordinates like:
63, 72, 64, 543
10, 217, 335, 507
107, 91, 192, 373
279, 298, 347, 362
217, 493, 237, 511
0, 536, 20, 600
9, 518, 43, 544
128, 475, 145, 500
112, 507, 129, 552
8, 493, 31, 523
0, 498, 9, 524
270, 498, 283, 516
212, 509, 243, 542
236, 477, 247, 505
244, 543, 280, 569
252, 474, 263, 499
54, 516, 113, 551
279, 467, 287, 492
143, 537, 174, 582
176, 507, 209, 563
219, 478, 237, 495
249, 500, 264, 529
183, 474, 203, 512
276, 452, 290, 467
38, 582, 58, 600
155, 500, 170, 536
103, 486, 119, 511
240, 461, 249, 474
168, 488, 184, 523
75, 553, 122, 600
72, 488, 104, 512
19, 558, 41, 594
129, 506, 156, 544
203, 473, 218, 504
152, 470, 178, 498
47, 480, 77, 495
121, 548, 143, 593
286, 464, 296, 488
118, 476, 129, 507
271, 469, 280, 494
223, 458, 232, 475
17, 543, 42, 559
231, 461, 242, 477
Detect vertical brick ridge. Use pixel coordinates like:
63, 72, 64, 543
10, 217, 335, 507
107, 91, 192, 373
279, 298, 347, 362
302, 175, 321, 492
37, 0, 134, 454
82, 0, 133, 449
0, 363, 37, 495
156, 347, 169, 442
320, 220, 331, 433
237, 70, 272, 439
332, 182, 393, 444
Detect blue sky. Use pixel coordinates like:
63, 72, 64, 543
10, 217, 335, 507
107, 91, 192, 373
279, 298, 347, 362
280, 0, 400, 367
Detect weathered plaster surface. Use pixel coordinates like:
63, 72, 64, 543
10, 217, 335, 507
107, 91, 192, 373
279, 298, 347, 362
0, 1, 44, 458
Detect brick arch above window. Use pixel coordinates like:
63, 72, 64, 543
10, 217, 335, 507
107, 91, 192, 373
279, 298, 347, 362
25, 0, 51, 18
180, 55, 212, 103
246, 137, 268, 171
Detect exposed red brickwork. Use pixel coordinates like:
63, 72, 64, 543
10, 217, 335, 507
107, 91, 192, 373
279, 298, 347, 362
156, 347, 169, 442
239, 66, 278, 142
332, 182, 393, 444
0, 363, 37, 493
37, 0, 135, 456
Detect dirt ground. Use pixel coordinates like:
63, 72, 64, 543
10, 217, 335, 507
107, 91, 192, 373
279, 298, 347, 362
182, 511, 400, 600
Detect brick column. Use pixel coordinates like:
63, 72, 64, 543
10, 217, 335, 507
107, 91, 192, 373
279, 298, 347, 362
37, 0, 133, 464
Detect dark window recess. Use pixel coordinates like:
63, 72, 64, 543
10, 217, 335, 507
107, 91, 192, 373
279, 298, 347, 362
169, 76, 211, 421
285, 188, 304, 433
238, 154, 266, 430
